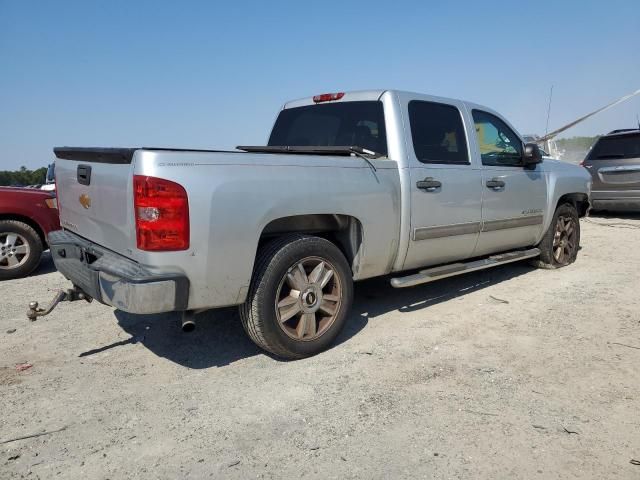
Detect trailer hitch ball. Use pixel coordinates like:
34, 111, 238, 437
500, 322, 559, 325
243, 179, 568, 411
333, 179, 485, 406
26, 288, 92, 321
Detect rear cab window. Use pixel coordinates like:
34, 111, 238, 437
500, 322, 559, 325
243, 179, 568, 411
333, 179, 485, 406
587, 133, 640, 160
268, 101, 388, 155
408, 101, 469, 165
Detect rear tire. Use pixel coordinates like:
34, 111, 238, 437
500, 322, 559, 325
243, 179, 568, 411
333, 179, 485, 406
531, 203, 580, 269
0, 220, 43, 280
239, 234, 354, 359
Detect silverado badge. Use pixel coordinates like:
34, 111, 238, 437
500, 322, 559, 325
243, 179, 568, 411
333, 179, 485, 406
79, 193, 91, 209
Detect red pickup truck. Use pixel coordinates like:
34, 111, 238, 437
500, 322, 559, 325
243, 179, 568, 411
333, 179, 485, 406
0, 187, 60, 280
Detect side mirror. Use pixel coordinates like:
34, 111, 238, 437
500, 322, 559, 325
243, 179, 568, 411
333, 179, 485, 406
523, 143, 543, 167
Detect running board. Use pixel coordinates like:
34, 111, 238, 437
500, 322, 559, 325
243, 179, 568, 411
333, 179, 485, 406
390, 248, 541, 288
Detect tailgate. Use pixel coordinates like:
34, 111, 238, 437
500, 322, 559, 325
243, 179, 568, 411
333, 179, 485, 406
585, 157, 640, 191
54, 148, 137, 257
596, 160, 640, 189
584, 133, 640, 192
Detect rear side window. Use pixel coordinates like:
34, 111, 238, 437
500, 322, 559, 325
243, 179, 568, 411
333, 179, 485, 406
587, 134, 640, 160
268, 101, 387, 155
408, 101, 469, 165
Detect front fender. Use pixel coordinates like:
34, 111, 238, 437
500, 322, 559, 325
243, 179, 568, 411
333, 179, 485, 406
540, 160, 591, 236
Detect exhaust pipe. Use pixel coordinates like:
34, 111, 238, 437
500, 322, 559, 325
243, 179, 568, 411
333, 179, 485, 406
181, 311, 196, 333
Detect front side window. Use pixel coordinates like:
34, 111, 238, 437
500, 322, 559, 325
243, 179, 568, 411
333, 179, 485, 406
472, 110, 523, 167
268, 101, 387, 155
408, 101, 469, 165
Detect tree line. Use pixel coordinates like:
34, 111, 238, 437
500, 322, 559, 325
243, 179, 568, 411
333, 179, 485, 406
555, 136, 600, 152
552, 136, 600, 163
0, 166, 48, 186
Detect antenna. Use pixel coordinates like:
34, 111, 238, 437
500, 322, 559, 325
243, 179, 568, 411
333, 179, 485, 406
544, 85, 554, 137
637, 114, 639, 130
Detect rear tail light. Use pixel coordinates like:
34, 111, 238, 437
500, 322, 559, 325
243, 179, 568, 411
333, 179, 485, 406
54, 174, 62, 219
134, 175, 189, 251
313, 92, 345, 103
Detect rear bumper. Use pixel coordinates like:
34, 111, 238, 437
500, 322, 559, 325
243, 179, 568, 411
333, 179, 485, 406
49, 230, 189, 314
591, 190, 640, 211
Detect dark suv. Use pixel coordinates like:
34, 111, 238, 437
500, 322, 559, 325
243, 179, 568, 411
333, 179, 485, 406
582, 129, 640, 211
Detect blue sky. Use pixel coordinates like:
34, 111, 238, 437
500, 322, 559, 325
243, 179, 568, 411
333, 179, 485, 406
1, 0, 639, 169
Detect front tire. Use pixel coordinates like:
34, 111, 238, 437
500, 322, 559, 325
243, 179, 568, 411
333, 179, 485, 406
532, 203, 580, 269
0, 220, 43, 280
239, 234, 354, 359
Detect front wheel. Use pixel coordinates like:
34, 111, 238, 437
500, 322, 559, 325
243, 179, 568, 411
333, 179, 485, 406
239, 234, 354, 359
532, 203, 580, 269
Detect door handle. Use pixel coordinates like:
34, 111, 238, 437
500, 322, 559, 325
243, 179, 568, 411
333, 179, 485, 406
486, 178, 505, 189
77, 164, 92, 186
416, 177, 442, 191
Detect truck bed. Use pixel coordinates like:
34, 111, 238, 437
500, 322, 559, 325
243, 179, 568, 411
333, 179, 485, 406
53, 146, 401, 309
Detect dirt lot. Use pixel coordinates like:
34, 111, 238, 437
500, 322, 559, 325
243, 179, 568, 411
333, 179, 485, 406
2, 214, 639, 479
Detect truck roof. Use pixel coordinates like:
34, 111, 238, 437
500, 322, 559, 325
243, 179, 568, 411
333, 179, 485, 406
282, 89, 489, 112
281, 89, 508, 137
603, 128, 640, 137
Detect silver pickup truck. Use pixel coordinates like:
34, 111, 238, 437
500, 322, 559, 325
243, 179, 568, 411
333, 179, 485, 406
32, 90, 591, 359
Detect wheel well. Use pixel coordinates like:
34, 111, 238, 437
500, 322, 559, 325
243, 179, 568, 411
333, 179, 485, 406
0, 214, 47, 248
557, 193, 589, 217
258, 214, 364, 275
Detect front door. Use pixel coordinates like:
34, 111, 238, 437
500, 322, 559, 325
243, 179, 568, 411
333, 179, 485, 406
470, 109, 548, 257
402, 100, 483, 270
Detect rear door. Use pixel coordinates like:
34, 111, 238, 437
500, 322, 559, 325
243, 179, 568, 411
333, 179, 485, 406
582, 132, 640, 196
470, 109, 548, 257
402, 99, 483, 270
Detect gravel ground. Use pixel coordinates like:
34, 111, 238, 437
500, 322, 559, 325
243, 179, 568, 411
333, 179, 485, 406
2, 214, 640, 479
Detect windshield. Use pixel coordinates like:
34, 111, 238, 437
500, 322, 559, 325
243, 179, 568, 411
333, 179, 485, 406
587, 134, 640, 160
268, 101, 388, 155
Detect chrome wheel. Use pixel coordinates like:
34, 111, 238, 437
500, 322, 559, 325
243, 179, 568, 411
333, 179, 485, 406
0, 232, 30, 270
275, 257, 342, 341
552, 215, 577, 264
